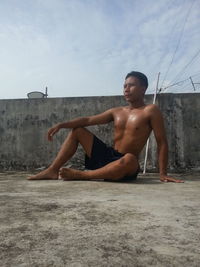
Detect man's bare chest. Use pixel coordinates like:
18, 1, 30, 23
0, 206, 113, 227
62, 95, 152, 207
114, 111, 150, 132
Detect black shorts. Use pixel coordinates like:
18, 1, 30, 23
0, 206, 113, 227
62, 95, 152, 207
85, 135, 139, 182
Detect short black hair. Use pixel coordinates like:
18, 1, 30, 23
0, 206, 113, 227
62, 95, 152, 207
125, 71, 148, 89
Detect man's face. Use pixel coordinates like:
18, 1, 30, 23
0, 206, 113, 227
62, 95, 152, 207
123, 76, 145, 102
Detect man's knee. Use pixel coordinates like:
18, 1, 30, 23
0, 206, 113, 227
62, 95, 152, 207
71, 127, 86, 139
120, 153, 137, 164
70, 127, 94, 157
119, 153, 139, 173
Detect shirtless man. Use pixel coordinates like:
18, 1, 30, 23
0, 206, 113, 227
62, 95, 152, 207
28, 71, 183, 182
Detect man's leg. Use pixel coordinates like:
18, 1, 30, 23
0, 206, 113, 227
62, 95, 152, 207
28, 128, 94, 180
59, 153, 139, 181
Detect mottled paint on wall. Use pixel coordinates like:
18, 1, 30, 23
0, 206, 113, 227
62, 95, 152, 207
0, 94, 199, 171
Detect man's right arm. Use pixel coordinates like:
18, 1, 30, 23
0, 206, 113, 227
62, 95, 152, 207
47, 109, 114, 141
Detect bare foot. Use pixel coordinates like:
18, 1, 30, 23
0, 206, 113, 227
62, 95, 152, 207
59, 168, 82, 180
28, 168, 58, 180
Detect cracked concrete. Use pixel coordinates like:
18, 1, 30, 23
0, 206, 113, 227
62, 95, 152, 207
0, 171, 200, 266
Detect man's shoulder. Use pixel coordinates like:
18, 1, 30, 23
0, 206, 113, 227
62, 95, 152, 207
143, 104, 163, 119
109, 106, 126, 112
144, 104, 161, 113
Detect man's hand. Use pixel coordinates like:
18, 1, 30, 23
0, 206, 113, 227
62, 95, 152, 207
160, 174, 184, 183
47, 124, 61, 141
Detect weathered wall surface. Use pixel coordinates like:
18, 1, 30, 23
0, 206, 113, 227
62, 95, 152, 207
0, 94, 199, 171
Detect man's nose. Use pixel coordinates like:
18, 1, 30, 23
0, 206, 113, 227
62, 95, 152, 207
124, 86, 130, 92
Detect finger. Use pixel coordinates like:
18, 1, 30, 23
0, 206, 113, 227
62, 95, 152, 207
49, 133, 54, 141
48, 132, 55, 141
48, 129, 57, 141
47, 128, 54, 135
51, 129, 58, 136
47, 129, 53, 140
47, 133, 53, 141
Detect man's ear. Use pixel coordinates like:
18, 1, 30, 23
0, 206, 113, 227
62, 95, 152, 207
142, 86, 146, 94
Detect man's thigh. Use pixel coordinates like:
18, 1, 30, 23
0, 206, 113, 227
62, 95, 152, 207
73, 127, 94, 157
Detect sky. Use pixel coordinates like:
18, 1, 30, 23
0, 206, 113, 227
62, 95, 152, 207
0, 0, 200, 99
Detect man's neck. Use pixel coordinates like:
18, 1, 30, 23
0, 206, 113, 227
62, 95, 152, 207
128, 100, 145, 109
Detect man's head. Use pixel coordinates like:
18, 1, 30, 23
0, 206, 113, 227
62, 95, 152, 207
123, 71, 148, 103
125, 71, 148, 89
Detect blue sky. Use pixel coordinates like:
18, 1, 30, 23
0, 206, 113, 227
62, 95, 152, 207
0, 0, 199, 99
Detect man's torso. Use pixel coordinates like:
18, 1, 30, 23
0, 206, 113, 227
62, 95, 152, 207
112, 105, 153, 157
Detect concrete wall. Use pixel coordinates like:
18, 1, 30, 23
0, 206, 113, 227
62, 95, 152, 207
0, 94, 199, 171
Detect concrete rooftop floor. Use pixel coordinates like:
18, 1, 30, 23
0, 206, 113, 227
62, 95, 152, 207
0, 171, 200, 267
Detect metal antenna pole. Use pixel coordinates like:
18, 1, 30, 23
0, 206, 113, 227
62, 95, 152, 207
189, 77, 196, 91
45, 87, 48, 98
143, 72, 160, 174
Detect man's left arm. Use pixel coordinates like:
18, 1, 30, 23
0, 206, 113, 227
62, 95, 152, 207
149, 105, 184, 183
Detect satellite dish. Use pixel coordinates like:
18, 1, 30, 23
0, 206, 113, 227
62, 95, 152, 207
27, 91, 45, 98
27, 87, 48, 98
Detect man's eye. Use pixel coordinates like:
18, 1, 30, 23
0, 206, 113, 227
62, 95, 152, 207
124, 83, 135, 88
